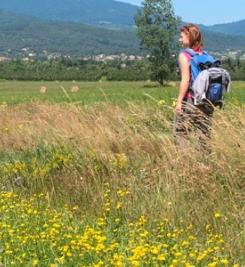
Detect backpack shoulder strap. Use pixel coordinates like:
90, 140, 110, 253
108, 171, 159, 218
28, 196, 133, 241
184, 48, 198, 58
202, 50, 216, 63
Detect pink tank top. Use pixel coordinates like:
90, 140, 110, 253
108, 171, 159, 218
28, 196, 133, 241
182, 47, 203, 62
181, 47, 203, 100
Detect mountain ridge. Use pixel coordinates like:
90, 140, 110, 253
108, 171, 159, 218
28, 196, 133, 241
0, 10, 140, 57
205, 19, 245, 36
0, 0, 139, 26
0, 0, 244, 36
0, 9, 244, 58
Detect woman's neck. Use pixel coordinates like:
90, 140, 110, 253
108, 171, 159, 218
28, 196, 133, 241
192, 46, 203, 53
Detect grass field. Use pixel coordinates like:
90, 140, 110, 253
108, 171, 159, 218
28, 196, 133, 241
0, 81, 244, 266
0, 80, 244, 105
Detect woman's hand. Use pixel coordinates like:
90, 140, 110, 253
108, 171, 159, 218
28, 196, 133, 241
175, 100, 183, 114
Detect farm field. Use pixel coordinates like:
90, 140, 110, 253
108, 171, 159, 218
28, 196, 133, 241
0, 80, 244, 266
0, 80, 244, 105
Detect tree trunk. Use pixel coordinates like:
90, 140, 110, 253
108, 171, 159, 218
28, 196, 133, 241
159, 76, 164, 86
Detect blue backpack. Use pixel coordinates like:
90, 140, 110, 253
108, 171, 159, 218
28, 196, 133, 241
184, 48, 230, 106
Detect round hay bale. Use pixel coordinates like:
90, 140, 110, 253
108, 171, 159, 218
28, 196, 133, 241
70, 85, 79, 93
39, 86, 47, 93
168, 81, 177, 87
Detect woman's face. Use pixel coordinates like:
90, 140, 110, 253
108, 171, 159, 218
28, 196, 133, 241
179, 31, 190, 48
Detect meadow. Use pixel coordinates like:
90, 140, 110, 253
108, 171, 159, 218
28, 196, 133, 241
0, 80, 244, 266
0, 80, 244, 105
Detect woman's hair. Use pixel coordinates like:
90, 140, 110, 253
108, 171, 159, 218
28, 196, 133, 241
180, 23, 203, 50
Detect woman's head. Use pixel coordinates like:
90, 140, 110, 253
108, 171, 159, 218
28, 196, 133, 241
179, 24, 203, 50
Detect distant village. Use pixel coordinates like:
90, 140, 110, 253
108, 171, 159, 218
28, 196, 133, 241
0, 47, 245, 62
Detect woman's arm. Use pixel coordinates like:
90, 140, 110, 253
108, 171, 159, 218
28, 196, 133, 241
175, 53, 190, 113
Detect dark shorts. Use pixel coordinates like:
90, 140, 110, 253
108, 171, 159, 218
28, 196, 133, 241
173, 99, 214, 148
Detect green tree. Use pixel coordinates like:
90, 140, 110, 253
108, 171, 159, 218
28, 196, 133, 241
135, 0, 179, 85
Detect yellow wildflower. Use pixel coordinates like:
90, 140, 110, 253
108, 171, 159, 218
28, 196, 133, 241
220, 259, 228, 265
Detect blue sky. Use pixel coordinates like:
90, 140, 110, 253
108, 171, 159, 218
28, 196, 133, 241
119, 0, 245, 25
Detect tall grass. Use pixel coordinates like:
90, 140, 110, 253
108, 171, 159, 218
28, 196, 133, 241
0, 98, 244, 263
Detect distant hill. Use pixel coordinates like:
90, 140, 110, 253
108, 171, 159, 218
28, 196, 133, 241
0, 10, 140, 57
0, 0, 139, 27
0, 11, 244, 58
0, 0, 245, 37
206, 20, 245, 36
202, 29, 245, 51
1, 0, 245, 37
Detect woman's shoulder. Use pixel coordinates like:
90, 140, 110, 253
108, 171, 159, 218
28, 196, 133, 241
179, 50, 192, 62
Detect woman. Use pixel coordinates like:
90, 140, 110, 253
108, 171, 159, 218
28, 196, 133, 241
174, 23, 214, 150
